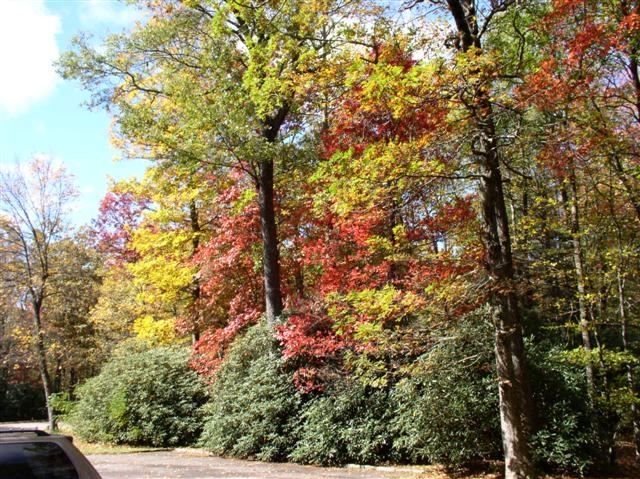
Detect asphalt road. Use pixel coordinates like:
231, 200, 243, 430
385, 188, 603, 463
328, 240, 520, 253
88, 450, 420, 479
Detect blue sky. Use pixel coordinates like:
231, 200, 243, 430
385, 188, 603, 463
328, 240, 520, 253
0, 0, 147, 226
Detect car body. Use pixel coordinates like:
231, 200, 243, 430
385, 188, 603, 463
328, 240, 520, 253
0, 429, 103, 479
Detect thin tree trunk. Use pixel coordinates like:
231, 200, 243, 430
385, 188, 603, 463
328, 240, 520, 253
189, 200, 202, 342
32, 303, 54, 431
567, 172, 595, 398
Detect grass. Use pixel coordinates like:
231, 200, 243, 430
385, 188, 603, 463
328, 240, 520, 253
57, 423, 165, 455
72, 438, 164, 455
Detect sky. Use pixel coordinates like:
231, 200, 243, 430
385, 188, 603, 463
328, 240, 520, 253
0, 0, 147, 226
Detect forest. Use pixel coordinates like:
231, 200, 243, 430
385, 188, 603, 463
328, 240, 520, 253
1, 1, 640, 479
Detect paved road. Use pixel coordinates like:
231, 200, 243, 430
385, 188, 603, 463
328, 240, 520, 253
88, 450, 421, 479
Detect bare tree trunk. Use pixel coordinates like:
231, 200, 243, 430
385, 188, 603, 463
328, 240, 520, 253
567, 172, 595, 398
32, 303, 55, 431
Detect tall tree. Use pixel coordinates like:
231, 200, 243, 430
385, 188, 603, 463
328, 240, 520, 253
403, 1, 537, 477
58, 0, 377, 325
0, 157, 78, 430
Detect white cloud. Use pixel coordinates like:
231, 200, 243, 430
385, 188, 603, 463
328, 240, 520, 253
0, 0, 61, 116
78, 0, 143, 29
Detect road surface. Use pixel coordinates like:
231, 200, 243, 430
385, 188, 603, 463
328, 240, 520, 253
89, 450, 421, 479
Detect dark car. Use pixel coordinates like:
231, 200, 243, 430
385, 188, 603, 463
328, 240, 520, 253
0, 429, 102, 479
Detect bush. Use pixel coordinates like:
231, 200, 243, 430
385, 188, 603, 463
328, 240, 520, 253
68, 342, 208, 447
290, 313, 501, 468
49, 392, 74, 419
528, 343, 601, 475
199, 322, 302, 461
0, 378, 45, 421
390, 317, 502, 467
290, 381, 395, 466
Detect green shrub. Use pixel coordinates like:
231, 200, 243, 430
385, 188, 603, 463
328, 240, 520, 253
390, 318, 502, 467
390, 364, 502, 467
68, 342, 208, 447
49, 392, 74, 419
199, 322, 302, 461
290, 381, 395, 466
528, 343, 600, 475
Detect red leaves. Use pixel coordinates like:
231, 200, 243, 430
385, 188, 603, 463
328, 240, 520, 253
91, 189, 150, 265
185, 174, 267, 381
275, 302, 349, 393
520, 0, 640, 187
277, 310, 343, 362
190, 308, 261, 381
522, 0, 638, 112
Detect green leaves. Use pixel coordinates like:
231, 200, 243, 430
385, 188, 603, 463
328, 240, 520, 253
69, 342, 209, 447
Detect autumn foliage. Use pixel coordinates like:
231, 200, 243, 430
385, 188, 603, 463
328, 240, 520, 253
36, 0, 640, 476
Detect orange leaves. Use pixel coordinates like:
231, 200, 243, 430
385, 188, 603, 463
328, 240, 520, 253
620, 12, 640, 35
524, 0, 639, 113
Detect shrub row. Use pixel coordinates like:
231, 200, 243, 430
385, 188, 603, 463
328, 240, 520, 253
66, 322, 598, 474
201, 322, 599, 473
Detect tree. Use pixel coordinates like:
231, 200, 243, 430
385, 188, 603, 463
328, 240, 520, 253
275, 37, 482, 392
45, 232, 102, 394
396, 2, 537, 476
0, 156, 78, 430
58, 0, 378, 326
91, 180, 151, 265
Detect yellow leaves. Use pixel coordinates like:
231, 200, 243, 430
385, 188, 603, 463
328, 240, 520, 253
89, 268, 139, 341
316, 141, 430, 220
97, 169, 205, 344
7, 325, 34, 349
129, 226, 197, 307
330, 286, 425, 337
133, 315, 177, 345
233, 188, 258, 215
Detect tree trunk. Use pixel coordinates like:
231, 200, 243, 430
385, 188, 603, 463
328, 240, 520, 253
567, 172, 596, 398
32, 302, 55, 431
480, 136, 536, 479
257, 106, 288, 324
189, 200, 202, 342
257, 157, 283, 324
